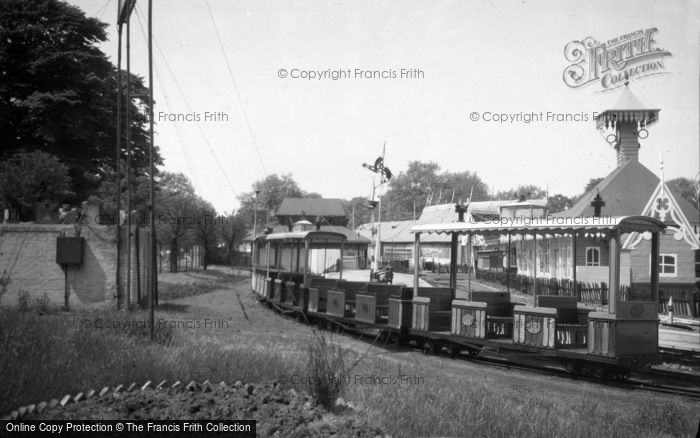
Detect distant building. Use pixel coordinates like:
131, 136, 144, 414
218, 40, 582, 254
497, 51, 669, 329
246, 197, 371, 271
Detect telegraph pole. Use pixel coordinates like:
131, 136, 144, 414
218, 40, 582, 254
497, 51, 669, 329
115, 21, 123, 310
148, 0, 156, 338
125, 7, 132, 310
117, 0, 135, 310
252, 190, 260, 274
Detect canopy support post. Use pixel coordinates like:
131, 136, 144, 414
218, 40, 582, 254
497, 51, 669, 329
303, 240, 310, 288
506, 233, 512, 293
533, 231, 537, 295
608, 230, 620, 314
467, 232, 472, 300
413, 232, 421, 298
572, 233, 578, 300
339, 242, 344, 279
449, 231, 458, 300
650, 231, 660, 307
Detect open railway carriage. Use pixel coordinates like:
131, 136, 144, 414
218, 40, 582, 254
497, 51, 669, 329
252, 227, 348, 313
411, 215, 667, 372
251, 215, 667, 376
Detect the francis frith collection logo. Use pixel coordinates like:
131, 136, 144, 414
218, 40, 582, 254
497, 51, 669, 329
563, 28, 672, 91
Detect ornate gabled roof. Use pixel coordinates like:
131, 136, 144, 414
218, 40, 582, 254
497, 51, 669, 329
596, 86, 660, 129
555, 159, 698, 225
623, 178, 700, 250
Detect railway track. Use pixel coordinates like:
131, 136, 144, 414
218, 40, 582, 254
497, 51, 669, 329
264, 300, 700, 401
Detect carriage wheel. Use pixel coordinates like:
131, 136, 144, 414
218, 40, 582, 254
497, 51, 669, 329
449, 345, 461, 358
615, 368, 630, 381
565, 363, 577, 374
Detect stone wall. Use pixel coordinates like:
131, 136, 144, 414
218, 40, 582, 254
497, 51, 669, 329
0, 223, 151, 309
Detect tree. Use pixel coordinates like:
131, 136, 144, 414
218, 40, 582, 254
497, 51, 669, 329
217, 211, 248, 264
495, 185, 547, 201
443, 170, 490, 203
237, 173, 307, 229
381, 161, 489, 221
342, 197, 375, 229
383, 161, 441, 221
667, 177, 698, 207
0, 0, 162, 203
192, 197, 218, 270
155, 173, 198, 272
547, 194, 574, 214
0, 151, 74, 220
94, 163, 155, 224
583, 177, 605, 193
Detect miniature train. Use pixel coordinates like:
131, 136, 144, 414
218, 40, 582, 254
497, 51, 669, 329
250, 215, 667, 377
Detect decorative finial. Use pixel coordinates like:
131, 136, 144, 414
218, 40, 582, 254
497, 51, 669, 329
659, 151, 666, 194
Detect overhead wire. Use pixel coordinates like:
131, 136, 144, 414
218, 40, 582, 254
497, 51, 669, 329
93, 0, 113, 21
134, 2, 238, 198
204, 0, 268, 178
132, 6, 202, 192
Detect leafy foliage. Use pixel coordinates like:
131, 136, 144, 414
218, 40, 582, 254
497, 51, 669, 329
341, 197, 375, 229
583, 177, 605, 193
192, 197, 218, 269
216, 212, 248, 264
494, 184, 547, 201
95, 163, 155, 223
0, 151, 74, 220
0, 0, 161, 203
546, 194, 574, 214
237, 173, 320, 230
666, 176, 698, 207
380, 161, 489, 221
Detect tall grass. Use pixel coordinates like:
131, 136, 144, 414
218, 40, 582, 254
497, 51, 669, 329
2, 271, 698, 438
307, 330, 348, 408
0, 310, 296, 414
345, 358, 698, 438
306, 328, 378, 410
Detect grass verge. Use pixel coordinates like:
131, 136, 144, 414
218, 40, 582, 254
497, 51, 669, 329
0, 309, 300, 414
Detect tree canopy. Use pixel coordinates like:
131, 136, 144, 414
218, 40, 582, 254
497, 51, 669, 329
380, 161, 489, 221
237, 173, 317, 230
0, 0, 161, 204
0, 151, 74, 219
667, 177, 698, 207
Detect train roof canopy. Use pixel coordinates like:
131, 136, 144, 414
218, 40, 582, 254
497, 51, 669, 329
256, 230, 347, 243
411, 215, 666, 237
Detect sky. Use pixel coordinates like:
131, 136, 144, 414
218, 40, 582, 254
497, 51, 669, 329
70, 0, 700, 214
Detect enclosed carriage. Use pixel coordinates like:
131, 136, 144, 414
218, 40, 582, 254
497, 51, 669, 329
251, 227, 348, 314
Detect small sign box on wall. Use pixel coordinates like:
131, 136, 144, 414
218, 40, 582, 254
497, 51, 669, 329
56, 237, 84, 265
